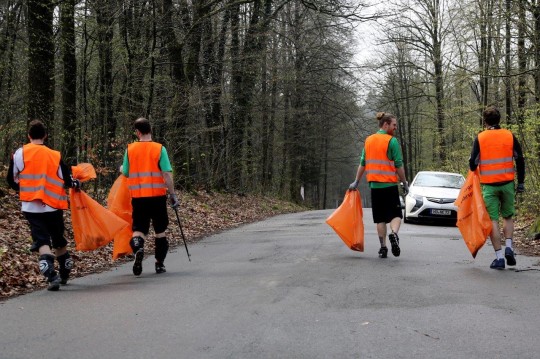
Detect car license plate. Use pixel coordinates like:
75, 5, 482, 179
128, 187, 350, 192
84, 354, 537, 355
431, 209, 451, 216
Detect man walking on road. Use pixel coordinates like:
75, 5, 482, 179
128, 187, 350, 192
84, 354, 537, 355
6, 120, 80, 291
349, 112, 409, 258
469, 106, 525, 269
121, 117, 178, 275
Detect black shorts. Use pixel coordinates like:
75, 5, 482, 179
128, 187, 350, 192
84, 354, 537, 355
131, 196, 169, 235
371, 186, 403, 223
23, 210, 67, 252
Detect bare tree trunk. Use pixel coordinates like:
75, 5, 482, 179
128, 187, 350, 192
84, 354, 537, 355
28, 0, 55, 135
95, 0, 115, 155
517, 0, 526, 125
161, 0, 191, 188
61, 0, 77, 165
146, 0, 157, 117
431, 0, 446, 163
505, 0, 512, 124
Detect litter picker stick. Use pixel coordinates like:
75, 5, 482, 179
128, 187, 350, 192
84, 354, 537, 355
173, 206, 191, 262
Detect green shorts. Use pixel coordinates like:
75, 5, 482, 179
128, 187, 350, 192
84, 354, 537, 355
481, 182, 515, 220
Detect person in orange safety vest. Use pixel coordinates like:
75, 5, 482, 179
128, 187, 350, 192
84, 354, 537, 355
469, 106, 525, 270
348, 112, 409, 259
6, 120, 80, 291
121, 117, 178, 276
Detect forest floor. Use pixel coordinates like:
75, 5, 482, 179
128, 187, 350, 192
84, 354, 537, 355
1, 186, 539, 300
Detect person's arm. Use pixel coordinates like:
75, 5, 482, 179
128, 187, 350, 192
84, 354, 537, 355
121, 150, 129, 176
59, 160, 80, 189
349, 149, 366, 189
6, 154, 19, 191
469, 137, 480, 171
162, 171, 175, 196
389, 138, 409, 193
159, 146, 178, 207
388, 138, 403, 169
513, 134, 525, 184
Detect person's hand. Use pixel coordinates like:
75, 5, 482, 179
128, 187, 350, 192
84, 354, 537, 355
71, 179, 81, 191
169, 193, 180, 208
401, 181, 409, 196
348, 179, 359, 191
516, 183, 525, 193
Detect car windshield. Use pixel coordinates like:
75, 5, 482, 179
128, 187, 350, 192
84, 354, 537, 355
413, 173, 464, 189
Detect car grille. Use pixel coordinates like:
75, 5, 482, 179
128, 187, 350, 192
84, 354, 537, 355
426, 197, 455, 204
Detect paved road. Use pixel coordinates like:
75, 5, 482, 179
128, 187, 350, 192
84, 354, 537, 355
1, 209, 540, 359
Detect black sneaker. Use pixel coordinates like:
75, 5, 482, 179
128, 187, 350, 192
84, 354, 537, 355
155, 262, 166, 274
389, 233, 401, 257
490, 258, 505, 270
57, 253, 73, 285
133, 248, 144, 276
378, 247, 388, 258
505, 248, 516, 266
47, 275, 61, 291
59, 269, 70, 285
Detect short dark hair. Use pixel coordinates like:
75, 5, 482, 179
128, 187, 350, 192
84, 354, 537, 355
134, 117, 151, 135
483, 106, 501, 126
375, 112, 396, 127
28, 120, 47, 139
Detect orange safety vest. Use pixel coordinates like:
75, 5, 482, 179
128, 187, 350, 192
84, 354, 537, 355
478, 129, 515, 183
19, 144, 68, 209
365, 133, 398, 183
127, 142, 167, 198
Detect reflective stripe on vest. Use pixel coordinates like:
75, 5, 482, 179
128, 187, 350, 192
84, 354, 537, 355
127, 142, 167, 198
365, 133, 398, 183
19, 144, 68, 209
478, 128, 515, 183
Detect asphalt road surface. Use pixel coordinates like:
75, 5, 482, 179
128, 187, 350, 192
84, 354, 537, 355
1, 209, 540, 359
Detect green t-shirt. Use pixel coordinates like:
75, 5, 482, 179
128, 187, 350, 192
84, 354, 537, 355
360, 129, 403, 189
122, 144, 172, 176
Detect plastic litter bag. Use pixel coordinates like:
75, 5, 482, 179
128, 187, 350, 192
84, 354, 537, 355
454, 170, 492, 258
70, 190, 129, 251
70, 164, 129, 251
326, 190, 364, 252
71, 163, 97, 182
107, 175, 133, 259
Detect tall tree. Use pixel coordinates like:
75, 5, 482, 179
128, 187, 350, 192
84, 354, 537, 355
27, 0, 55, 133
61, 0, 77, 165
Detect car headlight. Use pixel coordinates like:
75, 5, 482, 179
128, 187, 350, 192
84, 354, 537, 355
409, 193, 423, 211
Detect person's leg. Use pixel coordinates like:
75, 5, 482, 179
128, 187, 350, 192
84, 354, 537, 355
376, 222, 388, 258
152, 196, 169, 273
47, 210, 72, 284
489, 220, 505, 269
131, 198, 151, 276
372, 188, 388, 258
502, 217, 516, 265
24, 212, 60, 290
499, 182, 517, 266
386, 186, 403, 257
389, 217, 401, 234
482, 184, 505, 269
388, 217, 402, 257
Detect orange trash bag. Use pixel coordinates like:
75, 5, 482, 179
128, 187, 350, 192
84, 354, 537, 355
326, 190, 364, 252
71, 163, 97, 182
454, 170, 492, 258
70, 191, 129, 251
107, 175, 133, 259
69, 163, 129, 251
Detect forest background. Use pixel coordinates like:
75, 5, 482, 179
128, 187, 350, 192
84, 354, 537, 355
1, 0, 540, 228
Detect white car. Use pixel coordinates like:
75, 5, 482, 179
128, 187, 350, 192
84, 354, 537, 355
404, 171, 465, 224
